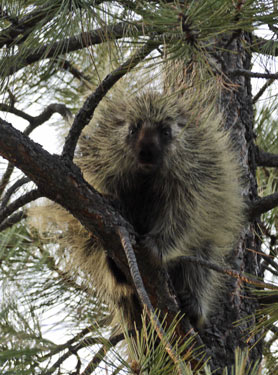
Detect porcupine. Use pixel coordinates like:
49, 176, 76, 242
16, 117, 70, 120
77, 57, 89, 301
29, 89, 244, 329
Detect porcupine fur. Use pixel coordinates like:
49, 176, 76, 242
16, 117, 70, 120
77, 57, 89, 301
29, 89, 244, 329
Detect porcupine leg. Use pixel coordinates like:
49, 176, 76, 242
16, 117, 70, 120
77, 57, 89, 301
167, 258, 212, 329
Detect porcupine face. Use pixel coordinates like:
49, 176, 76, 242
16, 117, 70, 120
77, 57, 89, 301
126, 119, 175, 174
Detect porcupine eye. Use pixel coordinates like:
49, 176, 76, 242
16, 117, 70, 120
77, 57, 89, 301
161, 126, 172, 140
129, 125, 137, 136
129, 121, 141, 137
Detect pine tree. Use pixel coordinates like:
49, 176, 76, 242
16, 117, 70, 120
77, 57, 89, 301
1, 1, 278, 374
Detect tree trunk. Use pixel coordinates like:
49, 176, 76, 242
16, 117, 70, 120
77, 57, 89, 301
201, 32, 263, 369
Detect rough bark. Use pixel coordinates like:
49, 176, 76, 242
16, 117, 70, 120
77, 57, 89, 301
199, 32, 263, 369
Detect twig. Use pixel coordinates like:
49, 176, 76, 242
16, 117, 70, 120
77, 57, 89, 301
44, 333, 125, 375
80, 333, 126, 375
251, 34, 278, 57
56, 59, 93, 86
229, 69, 278, 80
0, 103, 34, 122
0, 163, 14, 198
0, 189, 42, 224
62, 38, 159, 160
0, 102, 72, 134
0, 211, 27, 232
1, 176, 30, 208
253, 78, 275, 103
24, 103, 72, 135
117, 226, 188, 375
178, 256, 278, 290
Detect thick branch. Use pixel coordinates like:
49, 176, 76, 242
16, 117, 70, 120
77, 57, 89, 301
255, 146, 278, 168
0, 116, 191, 341
62, 39, 160, 160
0, 117, 129, 236
0, 103, 71, 198
247, 193, 278, 220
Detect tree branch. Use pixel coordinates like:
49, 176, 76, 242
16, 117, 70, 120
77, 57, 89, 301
0, 103, 72, 199
80, 333, 127, 375
0, 103, 34, 122
117, 226, 188, 375
44, 332, 126, 375
56, 58, 93, 86
255, 146, 278, 168
0, 1, 59, 48
253, 78, 275, 104
0, 22, 145, 78
0, 189, 42, 224
229, 69, 278, 80
0, 0, 106, 49
0, 163, 15, 198
0, 102, 72, 133
0, 116, 213, 369
251, 34, 278, 57
179, 256, 278, 290
247, 193, 278, 220
0, 211, 27, 232
62, 38, 160, 160
0, 176, 30, 208
24, 103, 72, 135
